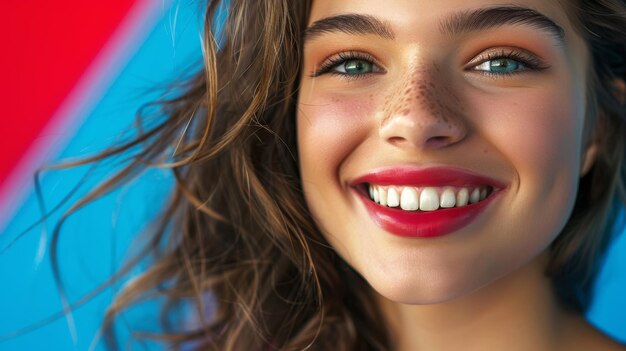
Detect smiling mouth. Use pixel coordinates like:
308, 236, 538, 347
349, 166, 506, 237
364, 183, 495, 212
356, 183, 501, 238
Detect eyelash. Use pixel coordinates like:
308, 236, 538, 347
469, 49, 550, 77
311, 51, 382, 78
311, 49, 549, 79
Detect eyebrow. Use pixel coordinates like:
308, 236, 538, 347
303, 6, 565, 44
303, 14, 395, 42
440, 6, 565, 43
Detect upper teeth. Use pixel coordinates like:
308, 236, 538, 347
368, 184, 491, 211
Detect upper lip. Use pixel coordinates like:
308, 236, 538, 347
349, 165, 507, 189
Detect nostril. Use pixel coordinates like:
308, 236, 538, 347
425, 135, 452, 148
381, 115, 467, 149
388, 136, 406, 146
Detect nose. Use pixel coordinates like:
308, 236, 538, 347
379, 72, 468, 150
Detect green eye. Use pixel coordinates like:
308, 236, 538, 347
475, 58, 523, 74
312, 52, 383, 78
337, 59, 375, 75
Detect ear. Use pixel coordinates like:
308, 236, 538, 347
580, 142, 598, 177
579, 78, 625, 177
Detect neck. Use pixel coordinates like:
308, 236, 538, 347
376, 253, 577, 351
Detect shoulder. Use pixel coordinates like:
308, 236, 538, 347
562, 316, 626, 351
583, 336, 626, 351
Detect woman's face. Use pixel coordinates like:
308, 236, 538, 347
297, 0, 596, 303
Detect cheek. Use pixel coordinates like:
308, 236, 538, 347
470, 85, 585, 250
297, 90, 375, 189
472, 84, 584, 181
297, 85, 384, 248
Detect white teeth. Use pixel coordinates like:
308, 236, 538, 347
379, 187, 388, 206
440, 187, 456, 208
470, 188, 481, 203
456, 188, 469, 206
480, 188, 487, 201
367, 184, 491, 211
400, 187, 419, 211
387, 188, 400, 207
419, 187, 439, 211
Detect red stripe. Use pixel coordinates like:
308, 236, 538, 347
1, 1, 137, 185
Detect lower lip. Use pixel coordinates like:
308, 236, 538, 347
357, 189, 501, 238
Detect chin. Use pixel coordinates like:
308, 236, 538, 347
362, 268, 479, 305
360, 253, 522, 306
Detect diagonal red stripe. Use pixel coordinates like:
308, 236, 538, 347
1, 1, 137, 187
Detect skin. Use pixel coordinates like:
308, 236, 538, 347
297, 0, 625, 350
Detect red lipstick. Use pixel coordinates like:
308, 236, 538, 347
351, 166, 506, 238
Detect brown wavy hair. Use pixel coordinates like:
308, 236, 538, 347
39, 0, 626, 349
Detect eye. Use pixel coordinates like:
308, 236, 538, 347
335, 59, 376, 75
473, 58, 524, 74
468, 49, 550, 77
312, 51, 383, 78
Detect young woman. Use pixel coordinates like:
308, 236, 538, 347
85, 0, 625, 350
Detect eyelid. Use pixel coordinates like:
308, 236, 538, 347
465, 47, 550, 72
311, 50, 385, 77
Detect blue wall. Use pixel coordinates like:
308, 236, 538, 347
0, 2, 201, 350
